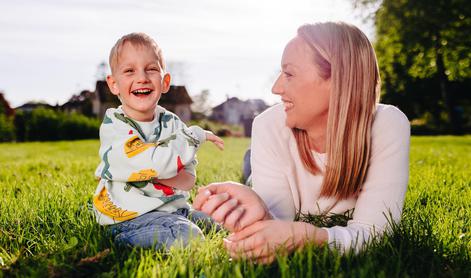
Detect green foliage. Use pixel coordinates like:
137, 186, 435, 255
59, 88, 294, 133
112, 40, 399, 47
28, 108, 61, 141
59, 113, 101, 140
12, 108, 100, 142
0, 137, 470, 276
0, 114, 15, 142
354, 0, 471, 134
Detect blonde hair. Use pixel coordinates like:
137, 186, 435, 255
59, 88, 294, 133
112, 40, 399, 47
295, 22, 380, 200
109, 32, 165, 73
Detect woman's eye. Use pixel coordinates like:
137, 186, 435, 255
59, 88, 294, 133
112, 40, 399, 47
283, 71, 293, 77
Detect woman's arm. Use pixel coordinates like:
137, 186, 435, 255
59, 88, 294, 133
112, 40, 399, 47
224, 220, 328, 264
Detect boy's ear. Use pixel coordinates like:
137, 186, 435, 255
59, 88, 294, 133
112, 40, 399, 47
106, 75, 120, 96
161, 73, 171, 94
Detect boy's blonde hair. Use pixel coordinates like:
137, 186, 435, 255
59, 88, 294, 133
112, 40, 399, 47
294, 22, 380, 200
109, 32, 165, 73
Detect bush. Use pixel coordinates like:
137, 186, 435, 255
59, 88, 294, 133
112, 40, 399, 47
0, 114, 15, 142
13, 110, 29, 142
9, 108, 100, 142
59, 113, 100, 140
28, 108, 62, 141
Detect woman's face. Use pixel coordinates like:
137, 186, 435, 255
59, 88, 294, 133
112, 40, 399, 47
272, 36, 331, 130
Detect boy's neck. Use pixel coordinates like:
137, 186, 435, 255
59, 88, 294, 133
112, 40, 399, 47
121, 106, 155, 122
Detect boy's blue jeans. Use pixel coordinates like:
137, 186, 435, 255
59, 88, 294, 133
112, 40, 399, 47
108, 208, 215, 250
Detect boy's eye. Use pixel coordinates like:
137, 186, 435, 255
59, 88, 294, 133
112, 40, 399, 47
148, 67, 160, 72
124, 69, 134, 73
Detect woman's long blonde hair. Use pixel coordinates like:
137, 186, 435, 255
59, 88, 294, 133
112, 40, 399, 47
294, 22, 380, 200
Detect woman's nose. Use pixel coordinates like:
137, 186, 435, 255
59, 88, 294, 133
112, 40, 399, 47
271, 75, 283, 95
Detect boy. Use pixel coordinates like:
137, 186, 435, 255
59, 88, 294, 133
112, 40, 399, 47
93, 32, 224, 250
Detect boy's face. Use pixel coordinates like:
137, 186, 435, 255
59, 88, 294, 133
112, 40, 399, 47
106, 42, 170, 121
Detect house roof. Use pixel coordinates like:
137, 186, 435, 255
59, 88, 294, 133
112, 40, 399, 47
62, 90, 94, 108
159, 85, 193, 105
212, 97, 268, 113
212, 97, 241, 111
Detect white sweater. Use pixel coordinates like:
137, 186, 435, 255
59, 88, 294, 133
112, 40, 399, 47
251, 103, 410, 251
93, 105, 206, 225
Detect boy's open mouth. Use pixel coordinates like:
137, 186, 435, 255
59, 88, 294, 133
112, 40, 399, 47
131, 89, 152, 96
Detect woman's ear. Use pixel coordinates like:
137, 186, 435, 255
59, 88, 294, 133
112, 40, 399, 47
162, 73, 171, 94
106, 75, 120, 96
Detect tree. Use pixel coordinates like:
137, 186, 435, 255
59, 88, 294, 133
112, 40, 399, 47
354, 0, 471, 133
191, 89, 212, 117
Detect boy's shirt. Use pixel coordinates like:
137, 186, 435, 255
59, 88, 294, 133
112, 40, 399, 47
93, 105, 205, 225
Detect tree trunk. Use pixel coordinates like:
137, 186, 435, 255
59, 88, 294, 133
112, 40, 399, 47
435, 39, 460, 134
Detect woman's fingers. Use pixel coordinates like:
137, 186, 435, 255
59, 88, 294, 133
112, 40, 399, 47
227, 221, 264, 241
225, 224, 265, 252
193, 182, 233, 211
200, 192, 230, 215
224, 235, 269, 259
210, 198, 239, 224
192, 187, 212, 210
255, 255, 276, 265
221, 206, 245, 231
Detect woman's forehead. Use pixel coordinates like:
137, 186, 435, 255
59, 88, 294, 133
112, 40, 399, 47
282, 36, 314, 66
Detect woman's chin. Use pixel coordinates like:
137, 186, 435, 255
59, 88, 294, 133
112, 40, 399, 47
285, 118, 296, 129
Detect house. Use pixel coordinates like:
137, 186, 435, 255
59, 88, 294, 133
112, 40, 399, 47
0, 92, 15, 117
60, 90, 96, 117
159, 85, 193, 122
60, 80, 120, 119
210, 97, 269, 136
92, 80, 122, 119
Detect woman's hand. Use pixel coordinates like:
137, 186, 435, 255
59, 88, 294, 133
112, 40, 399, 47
193, 181, 271, 232
223, 220, 327, 264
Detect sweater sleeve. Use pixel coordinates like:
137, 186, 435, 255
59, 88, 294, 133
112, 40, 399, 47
96, 109, 204, 182
324, 105, 411, 252
251, 106, 297, 220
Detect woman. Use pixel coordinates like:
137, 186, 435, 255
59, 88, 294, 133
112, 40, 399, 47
193, 22, 410, 264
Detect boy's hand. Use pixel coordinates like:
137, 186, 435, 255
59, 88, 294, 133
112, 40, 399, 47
205, 131, 224, 150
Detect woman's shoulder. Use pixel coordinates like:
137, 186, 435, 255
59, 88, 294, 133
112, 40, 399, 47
373, 104, 410, 132
253, 103, 285, 127
252, 104, 290, 137
371, 104, 410, 149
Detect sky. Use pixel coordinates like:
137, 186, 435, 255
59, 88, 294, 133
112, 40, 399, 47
0, 0, 372, 108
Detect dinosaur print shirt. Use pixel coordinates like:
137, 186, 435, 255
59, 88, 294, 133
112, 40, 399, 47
92, 105, 205, 225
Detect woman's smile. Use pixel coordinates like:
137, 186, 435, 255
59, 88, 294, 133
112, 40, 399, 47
282, 99, 294, 111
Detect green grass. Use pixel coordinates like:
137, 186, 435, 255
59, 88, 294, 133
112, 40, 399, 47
0, 136, 470, 277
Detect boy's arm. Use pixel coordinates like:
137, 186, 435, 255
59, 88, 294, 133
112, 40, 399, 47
154, 170, 196, 191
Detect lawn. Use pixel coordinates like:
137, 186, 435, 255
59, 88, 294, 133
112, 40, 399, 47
0, 136, 470, 277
